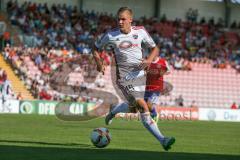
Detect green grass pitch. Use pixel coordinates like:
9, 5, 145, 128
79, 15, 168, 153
0, 114, 239, 160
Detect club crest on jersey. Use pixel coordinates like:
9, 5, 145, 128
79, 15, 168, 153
132, 34, 138, 39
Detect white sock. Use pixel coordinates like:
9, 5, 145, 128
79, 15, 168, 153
140, 112, 165, 144
111, 102, 129, 115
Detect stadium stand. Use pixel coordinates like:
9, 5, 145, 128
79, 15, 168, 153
163, 62, 240, 108
0, 54, 33, 100
1, 0, 240, 108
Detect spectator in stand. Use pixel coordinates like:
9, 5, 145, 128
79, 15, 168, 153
173, 57, 184, 70
35, 53, 42, 66
0, 71, 14, 105
216, 18, 224, 28
230, 20, 237, 29
190, 100, 197, 108
3, 31, 11, 47
192, 9, 198, 23
186, 8, 198, 23
182, 59, 192, 71
231, 102, 238, 109
160, 14, 167, 23
16, 92, 23, 100
39, 88, 52, 100
0, 21, 7, 37
200, 17, 206, 24
186, 8, 193, 22
0, 68, 4, 82
175, 95, 184, 107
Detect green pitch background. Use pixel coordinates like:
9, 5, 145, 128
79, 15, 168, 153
0, 114, 239, 160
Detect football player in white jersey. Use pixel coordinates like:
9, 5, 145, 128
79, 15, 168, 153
93, 7, 175, 151
0, 72, 14, 111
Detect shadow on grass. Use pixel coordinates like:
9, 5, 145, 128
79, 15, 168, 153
0, 139, 91, 148
0, 141, 239, 160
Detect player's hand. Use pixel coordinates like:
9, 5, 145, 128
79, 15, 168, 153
140, 59, 151, 70
159, 70, 166, 76
97, 64, 105, 75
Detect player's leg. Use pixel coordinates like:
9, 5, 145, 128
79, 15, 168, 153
136, 98, 175, 151
125, 80, 167, 147
144, 91, 159, 122
148, 102, 159, 122
135, 99, 164, 142
140, 109, 175, 150
150, 92, 160, 122
162, 137, 176, 151
105, 102, 129, 125
105, 81, 139, 125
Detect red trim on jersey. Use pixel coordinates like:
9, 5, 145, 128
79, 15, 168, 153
132, 26, 152, 39
146, 58, 168, 92
132, 26, 144, 30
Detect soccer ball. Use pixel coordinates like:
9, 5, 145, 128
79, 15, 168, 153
90, 127, 111, 148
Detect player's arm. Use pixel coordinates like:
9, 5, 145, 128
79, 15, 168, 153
9, 84, 14, 97
93, 46, 105, 74
159, 60, 171, 76
164, 60, 171, 75
141, 27, 159, 69
93, 33, 109, 74
145, 46, 159, 64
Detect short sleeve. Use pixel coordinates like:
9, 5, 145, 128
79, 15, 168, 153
95, 33, 109, 50
142, 28, 156, 48
165, 60, 171, 72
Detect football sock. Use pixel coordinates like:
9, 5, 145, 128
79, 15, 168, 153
140, 112, 165, 144
150, 105, 158, 117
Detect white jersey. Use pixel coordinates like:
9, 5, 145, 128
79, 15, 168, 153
1, 80, 12, 99
95, 26, 156, 79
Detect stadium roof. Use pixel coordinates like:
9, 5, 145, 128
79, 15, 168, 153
205, 0, 240, 4
231, 0, 240, 3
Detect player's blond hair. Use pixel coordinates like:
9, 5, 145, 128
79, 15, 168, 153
117, 7, 133, 17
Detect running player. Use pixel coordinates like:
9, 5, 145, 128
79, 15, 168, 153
0, 71, 14, 109
144, 56, 171, 123
93, 7, 175, 151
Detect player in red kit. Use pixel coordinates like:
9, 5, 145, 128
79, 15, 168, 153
144, 56, 171, 122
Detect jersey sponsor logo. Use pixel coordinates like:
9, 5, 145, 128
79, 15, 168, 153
119, 41, 138, 49
119, 41, 132, 49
